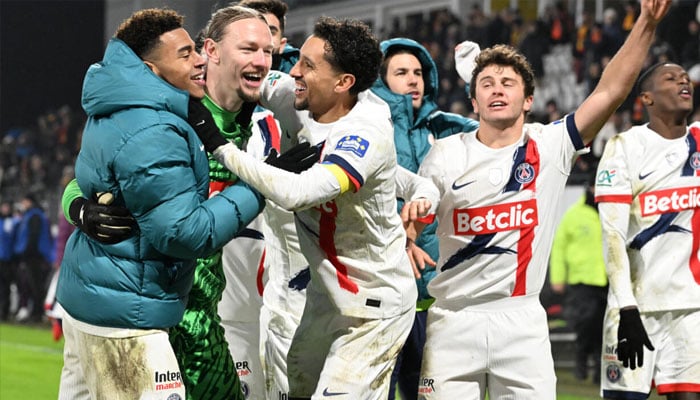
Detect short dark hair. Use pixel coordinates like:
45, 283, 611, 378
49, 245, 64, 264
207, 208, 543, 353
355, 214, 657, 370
237, 0, 288, 33
313, 17, 382, 95
636, 62, 666, 94
115, 8, 184, 59
380, 47, 420, 83
470, 44, 535, 100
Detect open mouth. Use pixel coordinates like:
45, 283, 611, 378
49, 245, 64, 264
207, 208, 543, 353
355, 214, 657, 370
243, 72, 263, 83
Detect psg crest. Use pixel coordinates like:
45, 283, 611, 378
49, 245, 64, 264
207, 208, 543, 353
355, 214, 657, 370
514, 163, 535, 184
606, 364, 621, 383
689, 152, 700, 170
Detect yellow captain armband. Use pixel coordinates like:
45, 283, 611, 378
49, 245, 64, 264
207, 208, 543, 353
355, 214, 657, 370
322, 163, 352, 194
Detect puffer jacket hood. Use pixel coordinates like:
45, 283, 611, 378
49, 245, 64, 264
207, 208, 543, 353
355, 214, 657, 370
373, 37, 440, 126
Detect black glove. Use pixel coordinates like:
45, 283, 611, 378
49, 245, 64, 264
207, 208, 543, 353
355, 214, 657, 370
188, 97, 227, 153
617, 307, 654, 369
264, 142, 320, 173
235, 101, 258, 129
68, 193, 137, 245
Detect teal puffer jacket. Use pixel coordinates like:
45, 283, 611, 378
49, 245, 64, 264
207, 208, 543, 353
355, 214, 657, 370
57, 38, 264, 329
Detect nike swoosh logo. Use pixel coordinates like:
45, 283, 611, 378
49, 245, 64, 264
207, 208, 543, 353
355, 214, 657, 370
639, 171, 654, 180
452, 179, 476, 190
195, 119, 206, 126
322, 388, 348, 397
200, 144, 205, 151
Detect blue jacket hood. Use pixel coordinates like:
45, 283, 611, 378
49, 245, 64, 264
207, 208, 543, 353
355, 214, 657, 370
81, 38, 189, 120
372, 37, 440, 126
379, 38, 439, 100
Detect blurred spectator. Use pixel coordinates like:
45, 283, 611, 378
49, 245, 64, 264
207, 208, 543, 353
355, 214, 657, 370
546, 1, 574, 45
13, 193, 54, 322
44, 166, 76, 339
600, 8, 625, 59
519, 20, 550, 79
464, 4, 488, 48
549, 174, 608, 384
545, 99, 563, 123
621, 1, 638, 35
680, 19, 699, 70
572, 10, 596, 83
485, 7, 514, 47
0, 200, 19, 321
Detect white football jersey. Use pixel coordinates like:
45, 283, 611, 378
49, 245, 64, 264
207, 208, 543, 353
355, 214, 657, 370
260, 73, 418, 319
419, 115, 587, 306
296, 92, 417, 318
595, 122, 700, 312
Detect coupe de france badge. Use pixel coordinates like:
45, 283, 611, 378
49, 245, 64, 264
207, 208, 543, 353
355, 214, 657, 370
335, 135, 369, 157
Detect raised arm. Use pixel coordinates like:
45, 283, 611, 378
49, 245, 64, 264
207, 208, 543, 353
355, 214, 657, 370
575, 0, 671, 145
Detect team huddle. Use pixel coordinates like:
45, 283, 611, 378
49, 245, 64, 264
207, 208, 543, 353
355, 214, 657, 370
53, 0, 700, 399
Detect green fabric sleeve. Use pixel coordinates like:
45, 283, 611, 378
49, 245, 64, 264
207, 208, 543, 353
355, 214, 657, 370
61, 178, 84, 224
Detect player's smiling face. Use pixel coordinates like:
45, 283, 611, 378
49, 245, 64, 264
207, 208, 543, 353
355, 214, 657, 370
289, 35, 344, 118
146, 28, 207, 99
471, 64, 532, 128
205, 17, 273, 104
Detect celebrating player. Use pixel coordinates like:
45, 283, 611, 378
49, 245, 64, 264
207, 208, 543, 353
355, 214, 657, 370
414, 0, 671, 398
596, 62, 700, 399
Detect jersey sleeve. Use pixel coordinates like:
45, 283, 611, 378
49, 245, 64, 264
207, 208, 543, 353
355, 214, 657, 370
214, 142, 342, 211
594, 134, 633, 204
395, 165, 439, 218
61, 178, 83, 224
417, 139, 449, 200
599, 201, 637, 308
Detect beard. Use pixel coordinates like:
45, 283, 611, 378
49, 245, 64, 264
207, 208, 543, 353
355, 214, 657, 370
294, 97, 309, 111
238, 87, 260, 104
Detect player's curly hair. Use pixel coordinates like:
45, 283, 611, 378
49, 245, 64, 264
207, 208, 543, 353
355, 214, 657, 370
115, 8, 184, 60
313, 16, 382, 96
469, 44, 535, 100
237, 0, 288, 33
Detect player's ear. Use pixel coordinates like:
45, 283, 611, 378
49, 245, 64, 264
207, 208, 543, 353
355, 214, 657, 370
335, 73, 355, 94
143, 60, 160, 77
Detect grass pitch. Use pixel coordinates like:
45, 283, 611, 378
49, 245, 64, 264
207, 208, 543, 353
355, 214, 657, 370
0, 322, 664, 400
0, 322, 63, 399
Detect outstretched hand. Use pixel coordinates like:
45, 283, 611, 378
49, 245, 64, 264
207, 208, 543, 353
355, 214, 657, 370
639, 0, 672, 26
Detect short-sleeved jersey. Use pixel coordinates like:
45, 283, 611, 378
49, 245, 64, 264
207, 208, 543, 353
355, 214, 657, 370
419, 115, 587, 306
293, 90, 418, 319
595, 123, 700, 312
